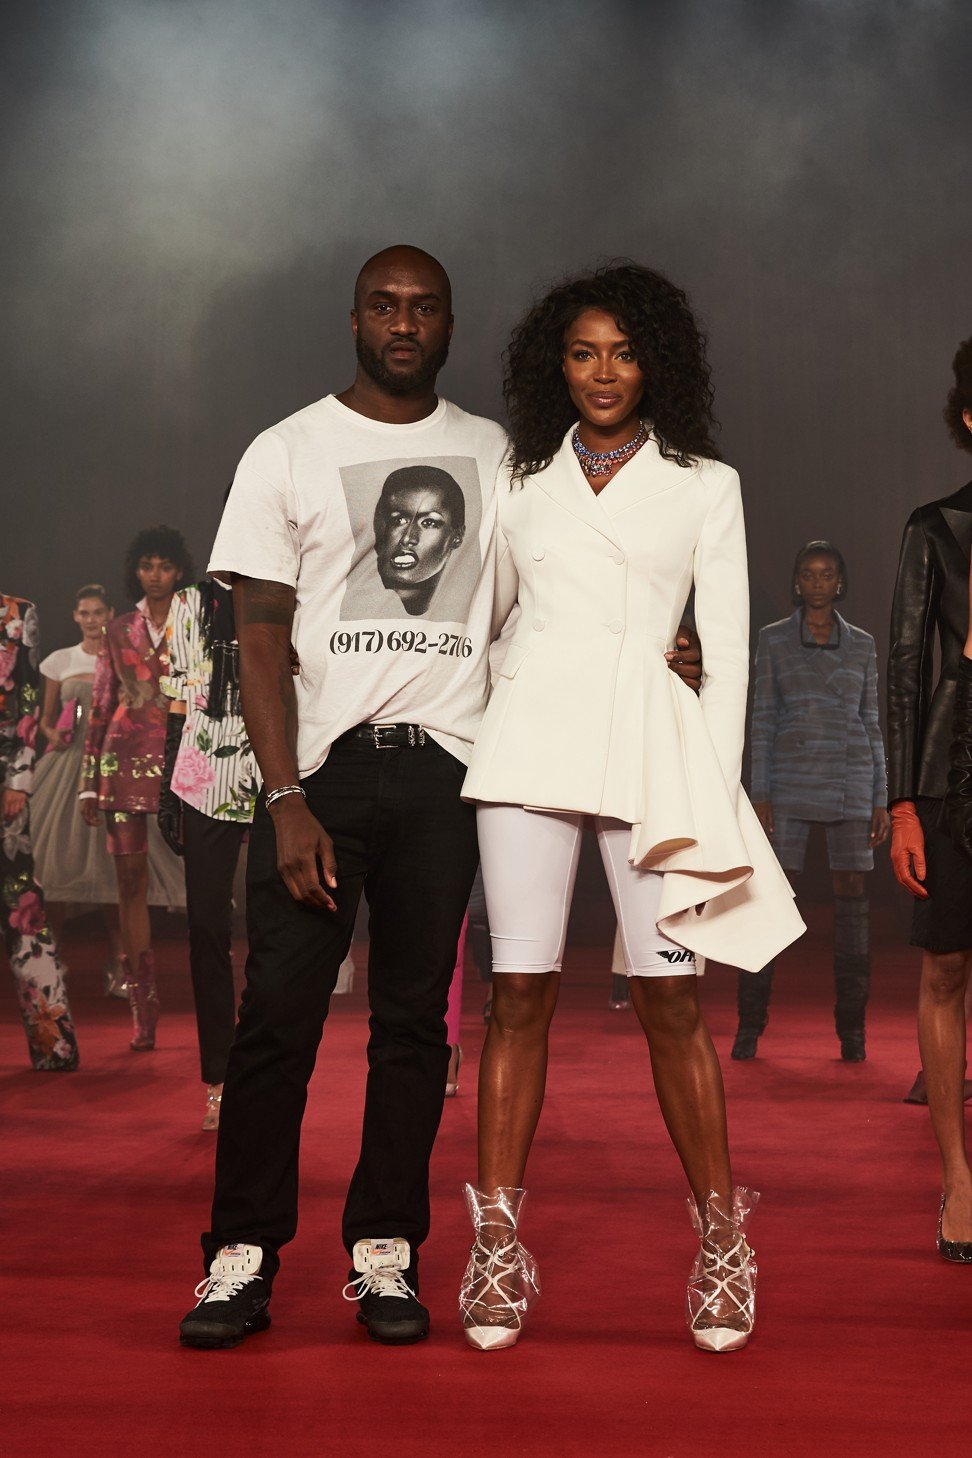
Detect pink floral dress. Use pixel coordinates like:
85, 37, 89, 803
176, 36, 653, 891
81, 606, 170, 812
1, 594, 79, 1070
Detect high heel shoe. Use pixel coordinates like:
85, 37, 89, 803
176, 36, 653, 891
202, 1084, 223, 1132
459, 1186, 540, 1351
609, 974, 630, 1010
686, 1187, 758, 1353
103, 957, 128, 999
445, 1045, 463, 1098
937, 1195, 972, 1263
123, 950, 159, 1051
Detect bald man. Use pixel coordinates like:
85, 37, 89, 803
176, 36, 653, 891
180, 245, 703, 1352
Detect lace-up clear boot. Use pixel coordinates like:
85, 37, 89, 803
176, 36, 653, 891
123, 950, 159, 1051
686, 1187, 758, 1353
459, 1185, 540, 1351
343, 1238, 429, 1344
179, 1243, 271, 1349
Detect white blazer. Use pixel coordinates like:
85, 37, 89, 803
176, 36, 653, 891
463, 429, 805, 973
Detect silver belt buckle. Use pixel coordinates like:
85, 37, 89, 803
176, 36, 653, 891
372, 722, 396, 750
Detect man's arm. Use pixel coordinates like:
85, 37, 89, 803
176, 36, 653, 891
234, 576, 337, 910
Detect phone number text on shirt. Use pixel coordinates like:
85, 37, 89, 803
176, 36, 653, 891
329, 628, 474, 658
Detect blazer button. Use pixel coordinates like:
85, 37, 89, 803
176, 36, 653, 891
532, 548, 545, 562
612, 551, 625, 565
608, 620, 623, 634
533, 617, 546, 632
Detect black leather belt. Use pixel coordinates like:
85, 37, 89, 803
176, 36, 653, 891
338, 722, 429, 750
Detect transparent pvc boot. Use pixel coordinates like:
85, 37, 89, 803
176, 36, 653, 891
686, 1187, 758, 1353
459, 1185, 540, 1352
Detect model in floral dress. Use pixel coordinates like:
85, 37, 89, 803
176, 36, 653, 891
1, 593, 79, 1070
79, 527, 193, 1051
32, 582, 185, 1000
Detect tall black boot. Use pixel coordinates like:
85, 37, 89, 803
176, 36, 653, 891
834, 896, 869, 1062
732, 963, 775, 1060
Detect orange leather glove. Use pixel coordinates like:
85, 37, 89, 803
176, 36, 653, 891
890, 801, 928, 899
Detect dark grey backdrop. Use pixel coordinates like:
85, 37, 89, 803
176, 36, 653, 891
3, 0, 971, 666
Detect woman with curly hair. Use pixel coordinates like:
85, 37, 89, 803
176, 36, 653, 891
458, 263, 803, 1353
79, 526, 193, 1051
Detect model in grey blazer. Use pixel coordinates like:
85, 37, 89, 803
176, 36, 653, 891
734, 542, 889, 1064
750, 610, 886, 821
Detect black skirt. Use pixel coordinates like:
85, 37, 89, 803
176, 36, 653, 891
910, 796, 972, 953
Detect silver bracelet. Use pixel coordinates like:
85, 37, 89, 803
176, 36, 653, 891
265, 784, 306, 810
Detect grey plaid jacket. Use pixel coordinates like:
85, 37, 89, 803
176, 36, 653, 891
749, 610, 886, 821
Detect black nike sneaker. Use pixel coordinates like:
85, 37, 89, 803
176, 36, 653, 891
179, 1243, 272, 1349
343, 1238, 429, 1345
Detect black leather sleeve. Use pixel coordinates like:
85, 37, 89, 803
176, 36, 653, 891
946, 656, 972, 860
887, 510, 935, 803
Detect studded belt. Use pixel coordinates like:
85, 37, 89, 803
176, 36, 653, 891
337, 722, 429, 750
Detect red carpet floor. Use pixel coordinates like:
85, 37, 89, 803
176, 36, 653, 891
2, 904, 969, 1457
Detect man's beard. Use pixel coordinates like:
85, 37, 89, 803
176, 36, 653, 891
355, 335, 450, 395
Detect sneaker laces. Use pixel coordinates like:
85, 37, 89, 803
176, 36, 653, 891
193, 1271, 260, 1306
342, 1266, 416, 1303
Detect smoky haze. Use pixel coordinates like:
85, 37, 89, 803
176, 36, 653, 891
2, 0, 971, 661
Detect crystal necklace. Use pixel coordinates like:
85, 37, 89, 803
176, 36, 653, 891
571, 420, 648, 479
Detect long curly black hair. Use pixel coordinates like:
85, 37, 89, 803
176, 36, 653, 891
945, 336, 972, 453
123, 525, 195, 602
504, 262, 719, 480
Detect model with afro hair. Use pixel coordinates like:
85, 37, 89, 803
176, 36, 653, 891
504, 261, 718, 481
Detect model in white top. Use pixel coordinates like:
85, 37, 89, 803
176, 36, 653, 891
459, 263, 803, 1357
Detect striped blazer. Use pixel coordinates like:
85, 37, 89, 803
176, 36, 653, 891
750, 610, 886, 821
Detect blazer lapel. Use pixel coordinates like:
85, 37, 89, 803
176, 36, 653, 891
798, 609, 844, 695
940, 507, 972, 562
596, 432, 692, 521
535, 429, 691, 547
533, 431, 623, 550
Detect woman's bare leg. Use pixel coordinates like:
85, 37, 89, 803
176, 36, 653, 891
477, 971, 560, 1190
114, 853, 150, 967
918, 950, 972, 1241
101, 902, 123, 961
628, 974, 732, 1208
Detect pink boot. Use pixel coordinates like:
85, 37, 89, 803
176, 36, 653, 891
123, 951, 159, 1051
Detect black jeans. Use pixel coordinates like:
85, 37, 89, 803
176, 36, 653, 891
203, 735, 478, 1283
182, 804, 246, 1085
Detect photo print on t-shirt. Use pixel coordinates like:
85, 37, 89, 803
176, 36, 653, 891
338, 455, 483, 623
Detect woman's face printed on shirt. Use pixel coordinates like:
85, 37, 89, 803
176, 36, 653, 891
373, 466, 466, 607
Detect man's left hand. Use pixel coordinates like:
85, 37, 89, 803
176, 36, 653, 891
666, 625, 702, 694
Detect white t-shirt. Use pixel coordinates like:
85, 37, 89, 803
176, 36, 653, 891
208, 394, 509, 775
40, 643, 101, 681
